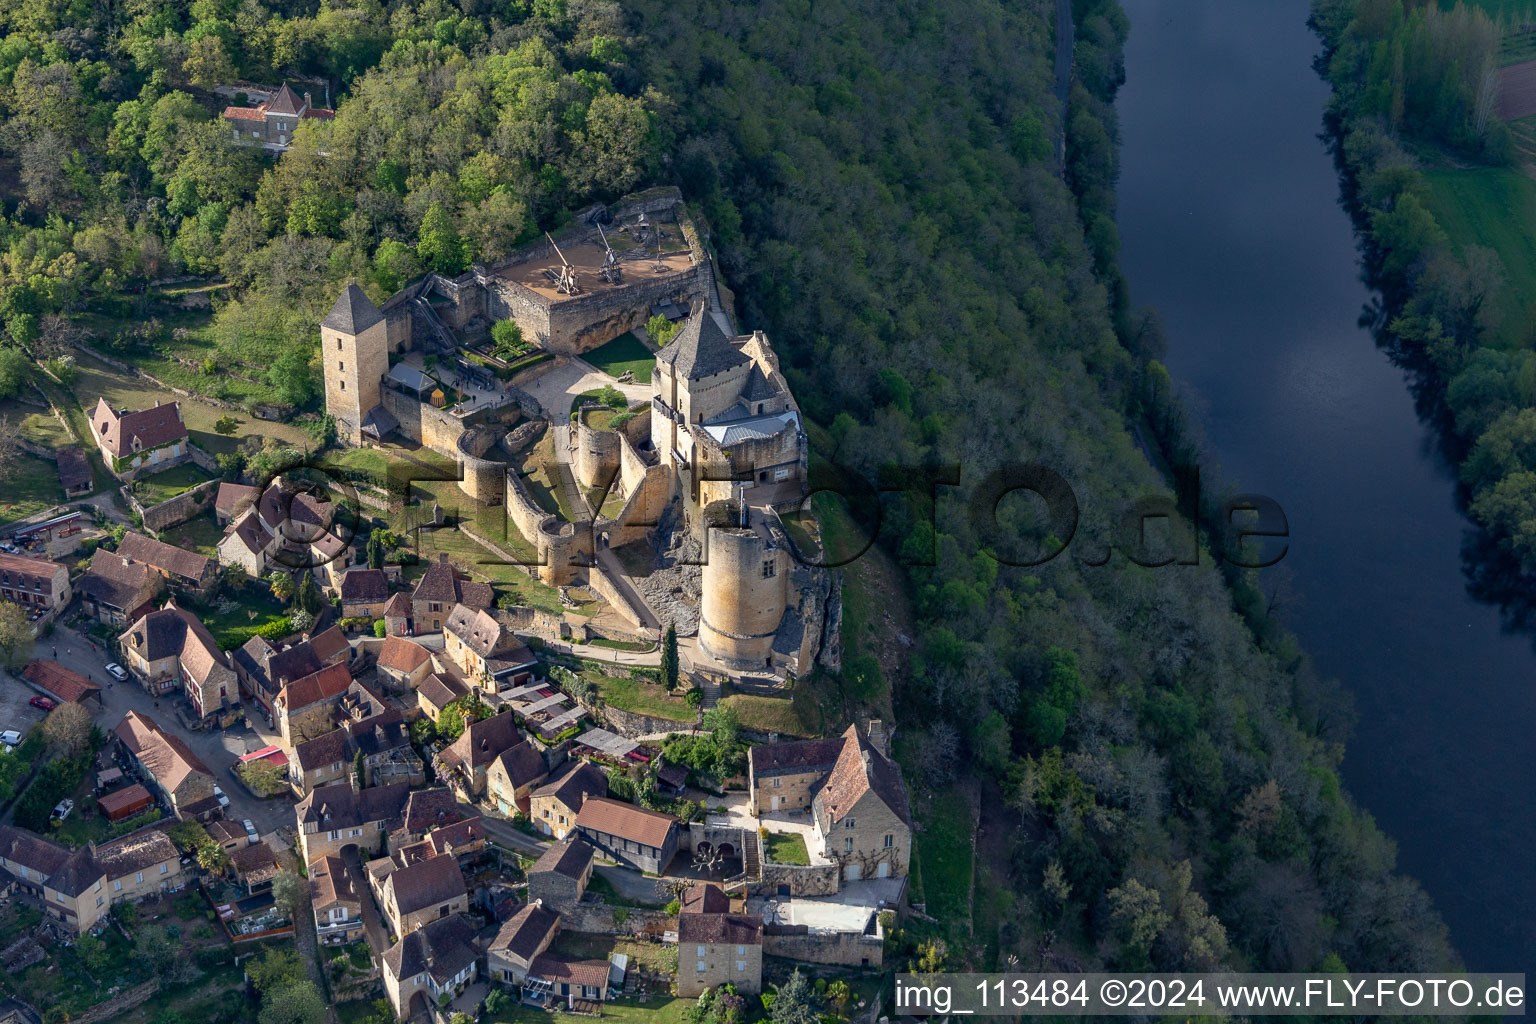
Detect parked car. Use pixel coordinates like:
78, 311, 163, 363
214, 785, 230, 809
242, 820, 259, 845
105, 663, 128, 682
0, 542, 18, 554
52, 799, 74, 821
29, 697, 56, 712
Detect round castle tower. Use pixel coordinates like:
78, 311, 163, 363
698, 498, 789, 670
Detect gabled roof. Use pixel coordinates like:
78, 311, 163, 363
677, 912, 763, 946
95, 826, 178, 878
491, 902, 560, 961
116, 532, 209, 584
296, 780, 409, 830
279, 662, 352, 712
215, 482, 261, 519
294, 728, 350, 772
403, 788, 468, 834
113, 710, 213, 791
418, 673, 466, 711
308, 854, 358, 909
90, 398, 188, 460
410, 562, 492, 609
267, 83, 304, 115
748, 736, 844, 776
48, 846, 104, 897
21, 660, 101, 704
0, 826, 69, 877
425, 816, 484, 857
491, 741, 548, 790
680, 882, 730, 914
816, 724, 910, 826
231, 841, 281, 883
531, 760, 607, 812
55, 447, 91, 491
574, 796, 676, 849
444, 604, 512, 659
349, 710, 410, 758
383, 913, 477, 986
387, 854, 466, 915
223, 508, 273, 557
339, 568, 389, 603
441, 713, 521, 773
655, 308, 749, 381
97, 784, 153, 817
322, 283, 383, 335
308, 624, 350, 664
529, 838, 595, 881
529, 954, 610, 990
377, 636, 431, 674
77, 552, 162, 614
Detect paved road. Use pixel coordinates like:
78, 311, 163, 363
341, 844, 392, 956
32, 622, 297, 839
479, 813, 554, 858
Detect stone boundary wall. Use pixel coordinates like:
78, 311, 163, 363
589, 700, 697, 739
187, 442, 221, 473
573, 412, 621, 491
504, 470, 576, 584
587, 561, 644, 629
748, 861, 840, 898
75, 978, 161, 1024
764, 926, 883, 968
128, 476, 220, 532
556, 903, 675, 937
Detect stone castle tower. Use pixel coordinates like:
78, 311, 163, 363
320, 283, 389, 445
698, 498, 790, 670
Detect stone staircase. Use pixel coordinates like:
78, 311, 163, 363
741, 828, 761, 879
699, 676, 721, 711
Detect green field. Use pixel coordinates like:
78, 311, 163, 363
0, 454, 65, 527
718, 693, 815, 737
0, 399, 72, 450
582, 331, 655, 384
131, 463, 216, 506
762, 830, 810, 865
911, 786, 974, 926
1423, 166, 1536, 348
586, 668, 696, 721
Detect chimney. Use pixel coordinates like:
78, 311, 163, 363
866, 719, 888, 755
304, 91, 312, 107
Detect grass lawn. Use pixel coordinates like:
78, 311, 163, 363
718, 693, 814, 737
164, 514, 227, 557
911, 786, 974, 926
1, 399, 72, 450
68, 351, 312, 456
0, 453, 66, 527
131, 462, 216, 506
584, 872, 670, 910
519, 432, 575, 521
762, 830, 810, 865
202, 591, 294, 650
585, 666, 696, 722
583, 331, 655, 384
1423, 166, 1536, 349
587, 637, 654, 652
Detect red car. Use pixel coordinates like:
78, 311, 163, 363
29, 696, 56, 712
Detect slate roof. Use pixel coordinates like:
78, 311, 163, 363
223, 508, 273, 557
383, 913, 478, 986
361, 405, 399, 439
296, 780, 409, 830
386, 362, 438, 394
349, 710, 410, 758
574, 797, 676, 849
294, 728, 350, 773
679, 882, 730, 915
0, 826, 69, 877
340, 568, 389, 603
816, 724, 910, 826
748, 736, 845, 777
113, 710, 213, 791
492, 741, 549, 791
411, 562, 493, 609
90, 399, 188, 460
490, 902, 560, 961
77, 552, 162, 615
739, 364, 780, 402
377, 636, 431, 674
322, 283, 383, 335
529, 838, 595, 881
116, 532, 209, 584
531, 760, 607, 812
677, 912, 763, 946
441, 713, 522, 773
21, 660, 101, 704
55, 448, 91, 492
388, 854, 466, 915
656, 308, 748, 381
403, 788, 467, 833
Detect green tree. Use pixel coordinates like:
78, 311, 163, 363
491, 319, 525, 358
272, 870, 305, 922
769, 970, 818, 1024
295, 569, 320, 613
268, 571, 295, 603
373, 619, 386, 638
660, 622, 678, 690
354, 748, 366, 788
416, 203, 466, 275
646, 314, 680, 345
366, 531, 385, 570
0, 603, 34, 668
373, 239, 422, 293
0, 348, 28, 399
267, 345, 318, 407
214, 414, 238, 435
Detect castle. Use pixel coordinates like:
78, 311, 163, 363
320, 190, 836, 680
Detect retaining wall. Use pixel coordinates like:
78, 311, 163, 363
764, 925, 883, 968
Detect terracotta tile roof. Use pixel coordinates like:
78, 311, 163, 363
215, 483, 261, 518
529, 838, 594, 881
55, 447, 91, 491
76, 554, 162, 615
403, 788, 468, 833
97, 784, 153, 818
113, 710, 213, 791
268, 83, 304, 115
531, 760, 607, 813
90, 398, 188, 460
491, 902, 560, 960
574, 796, 676, 849
21, 660, 100, 703
383, 913, 477, 985
418, 673, 466, 711
377, 636, 431, 673
426, 816, 484, 857
748, 736, 844, 776
816, 724, 910, 826
294, 728, 350, 772
222, 106, 265, 121
529, 954, 610, 990
680, 882, 730, 914
383, 592, 412, 618
492, 741, 549, 790
302, 107, 335, 120
296, 780, 409, 830
442, 713, 521, 773
117, 532, 209, 584
387, 853, 466, 914
411, 563, 492, 608
340, 568, 389, 603
677, 912, 762, 946
307, 625, 350, 664
279, 662, 351, 712
207, 819, 245, 846
309, 854, 357, 908
231, 841, 280, 883
49, 846, 104, 897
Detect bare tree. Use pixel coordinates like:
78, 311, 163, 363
42, 703, 92, 758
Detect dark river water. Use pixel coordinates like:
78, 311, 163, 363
1115, 0, 1535, 972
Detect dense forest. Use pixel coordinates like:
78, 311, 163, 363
0, 0, 1461, 979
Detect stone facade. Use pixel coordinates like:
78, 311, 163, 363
321, 285, 391, 446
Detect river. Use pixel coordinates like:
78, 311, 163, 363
1115, 0, 1535, 972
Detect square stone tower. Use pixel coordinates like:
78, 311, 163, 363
321, 283, 389, 445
